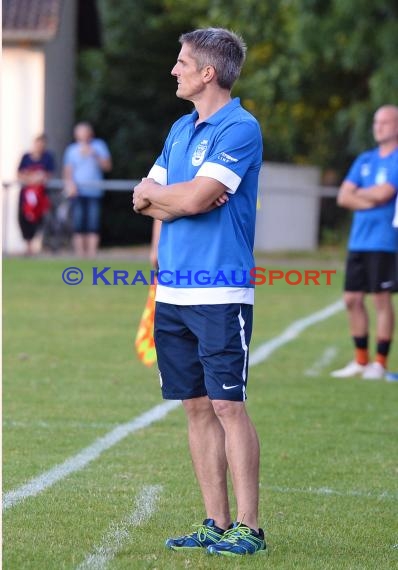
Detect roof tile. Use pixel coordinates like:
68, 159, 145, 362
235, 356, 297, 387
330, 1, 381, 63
2, 0, 63, 41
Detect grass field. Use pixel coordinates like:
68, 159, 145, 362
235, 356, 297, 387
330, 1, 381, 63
3, 256, 398, 569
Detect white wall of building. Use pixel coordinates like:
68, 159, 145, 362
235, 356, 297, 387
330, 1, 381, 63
1, 48, 45, 253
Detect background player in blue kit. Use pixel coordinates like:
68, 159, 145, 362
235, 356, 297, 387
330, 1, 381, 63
332, 105, 398, 380
133, 28, 265, 556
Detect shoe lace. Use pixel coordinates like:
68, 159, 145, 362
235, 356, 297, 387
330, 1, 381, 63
192, 523, 216, 542
222, 523, 252, 544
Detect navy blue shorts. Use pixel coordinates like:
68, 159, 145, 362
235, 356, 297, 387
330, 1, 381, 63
154, 302, 253, 401
71, 196, 102, 234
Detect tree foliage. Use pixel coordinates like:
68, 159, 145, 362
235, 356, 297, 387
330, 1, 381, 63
77, 0, 398, 176
76, 0, 398, 244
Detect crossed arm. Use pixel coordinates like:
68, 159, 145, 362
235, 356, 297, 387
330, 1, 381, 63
337, 180, 396, 210
132, 176, 229, 221
63, 151, 112, 197
18, 168, 53, 186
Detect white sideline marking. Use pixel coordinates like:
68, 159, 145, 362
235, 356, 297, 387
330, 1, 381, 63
249, 300, 344, 366
266, 485, 397, 501
3, 420, 120, 430
4, 299, 344, 512
2, 402, 179, 511
304, 346, 338, 376
76, 485, 162, 570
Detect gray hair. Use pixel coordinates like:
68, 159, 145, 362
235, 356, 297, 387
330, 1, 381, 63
179, 28, 247, 90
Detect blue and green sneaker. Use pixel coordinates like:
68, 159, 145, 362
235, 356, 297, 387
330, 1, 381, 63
207, 522, 266, 556
165, 518, 226, 550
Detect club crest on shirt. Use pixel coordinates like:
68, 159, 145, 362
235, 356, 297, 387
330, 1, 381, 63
360, 163, 370, 178
192, 139, 208, 166
375, 167, 387, 184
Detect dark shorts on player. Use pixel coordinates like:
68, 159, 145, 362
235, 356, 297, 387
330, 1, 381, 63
154, 302, 253, 401
344, 251, 397, 293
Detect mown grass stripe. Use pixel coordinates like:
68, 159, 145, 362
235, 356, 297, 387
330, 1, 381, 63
266, 485, 397, 501
76, 485, 162, 570
3, 299, 344, 513
304, 346, 338, 376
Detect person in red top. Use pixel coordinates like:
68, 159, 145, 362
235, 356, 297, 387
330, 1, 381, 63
17, 134, 55, 255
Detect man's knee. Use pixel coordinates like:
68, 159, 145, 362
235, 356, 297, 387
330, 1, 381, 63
183, 396, 214, 419
372, 292, 393, 311
212, 399, 246, 421
344, 291, 365, 311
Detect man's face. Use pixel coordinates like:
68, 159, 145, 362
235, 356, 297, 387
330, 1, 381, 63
373, 108, 398, 145
171, 43, 205, 102
75, 125, 93, 144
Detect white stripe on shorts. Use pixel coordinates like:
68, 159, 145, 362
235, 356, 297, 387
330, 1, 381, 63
238, 306, 248, 400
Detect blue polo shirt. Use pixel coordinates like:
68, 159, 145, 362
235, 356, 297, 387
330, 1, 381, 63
63, 139, 111, 198
345, 148, 398, 252
148, 98, 263, 305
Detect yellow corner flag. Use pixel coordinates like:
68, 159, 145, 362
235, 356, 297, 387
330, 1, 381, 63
135, 280, 157, 366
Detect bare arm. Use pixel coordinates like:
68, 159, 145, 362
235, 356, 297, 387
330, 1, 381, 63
79, 142, 112, 172
133, 176, 229, 219
355, 183, 396, 205
17, 170, 33, 185
98, 156, 112, 173
149, 219, 162, 269
63, 164, 77, 197
337, 181, 376, 210
17, 168, 52, 186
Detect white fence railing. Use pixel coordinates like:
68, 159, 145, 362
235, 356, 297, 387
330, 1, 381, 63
2, 178, 339, 254
2, 179, 141, 254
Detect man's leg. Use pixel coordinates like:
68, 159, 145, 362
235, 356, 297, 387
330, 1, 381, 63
71, 197, 85, 256
25, 239, 34, 256
86, 233, 100, 258
372, 291, 394, 368
331, 290, 370, 377
86, 198, 101, 257
156, 304, 228, 550
212, 400, 259, 532
72, 233, 85, 257
344, 290, 368, 337
183, 396, 231, 531
372, 292, 395, 340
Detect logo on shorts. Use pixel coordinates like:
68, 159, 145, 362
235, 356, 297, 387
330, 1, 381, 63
192, 139, 208, 166
380, 280, 394, 289
222, 383, 240, 390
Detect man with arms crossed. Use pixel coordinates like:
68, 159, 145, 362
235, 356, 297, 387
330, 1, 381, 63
133, 28, 265, 556
332, 105, 398, 380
